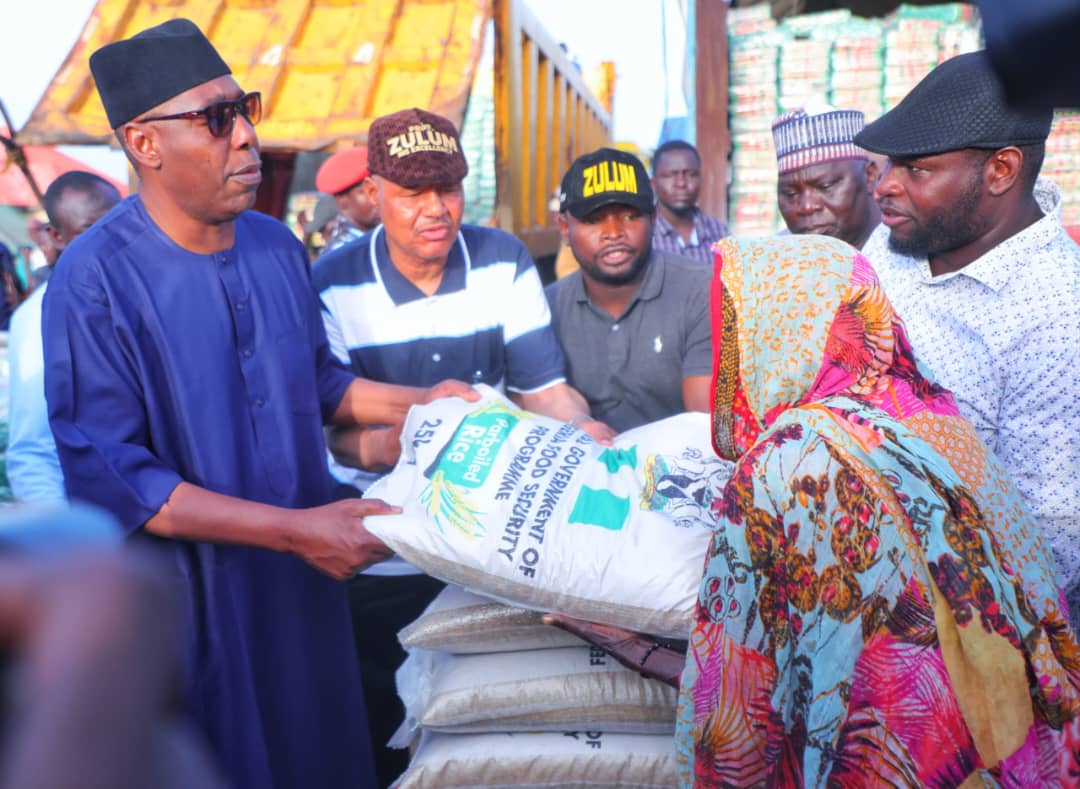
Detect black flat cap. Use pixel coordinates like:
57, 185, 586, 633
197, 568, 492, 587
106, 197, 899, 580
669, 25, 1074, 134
90, 18, 231, 129
854, 50, 1053, 158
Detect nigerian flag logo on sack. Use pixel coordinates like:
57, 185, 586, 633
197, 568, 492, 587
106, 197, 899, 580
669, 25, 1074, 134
420, 402, 527, 538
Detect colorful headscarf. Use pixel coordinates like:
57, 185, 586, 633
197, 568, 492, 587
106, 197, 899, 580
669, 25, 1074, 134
677, 236, 1080, 787
709, 234, 956, 461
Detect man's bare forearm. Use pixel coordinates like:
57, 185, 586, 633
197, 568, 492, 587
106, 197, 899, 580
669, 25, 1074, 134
513, 382, 616, 444
330, 378, 426, 427
143, 482, 398, 580
326, 425, 398, 472
513, 381, 589, 422
144, 482, 298, 552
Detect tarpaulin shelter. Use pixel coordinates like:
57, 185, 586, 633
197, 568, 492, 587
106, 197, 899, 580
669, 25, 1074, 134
16, 0, 496, 217
17, 0, 491, 151
16, 0, 612, 258
1, 123, 127, 209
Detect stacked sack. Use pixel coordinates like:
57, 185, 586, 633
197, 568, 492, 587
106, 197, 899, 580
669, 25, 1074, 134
1045, 113, 1080, 228
460, 66, 496, 226
776, 8, 859, 113
727, 4, 783, 236
362, 387, 735, 788
884, 3, 981, 109
390, 587, 679, 788
828, 19, 885, 122
882, 17, 943, 109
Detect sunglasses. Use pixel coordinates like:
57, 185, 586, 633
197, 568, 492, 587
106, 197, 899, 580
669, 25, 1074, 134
138, 92, 262, 138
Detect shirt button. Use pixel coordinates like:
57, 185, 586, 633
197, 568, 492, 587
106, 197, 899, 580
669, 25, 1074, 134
255, 397, 265, 407
236, 302, 245, 312
612, 324, 620, 332
432, 353, 442, 362
242, 348, 252, 358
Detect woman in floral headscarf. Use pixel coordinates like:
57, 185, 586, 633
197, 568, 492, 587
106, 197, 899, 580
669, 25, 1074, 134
549, 234, 1080, 786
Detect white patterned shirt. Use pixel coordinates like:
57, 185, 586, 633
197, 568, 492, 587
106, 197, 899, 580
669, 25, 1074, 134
862, 179, 1080, 591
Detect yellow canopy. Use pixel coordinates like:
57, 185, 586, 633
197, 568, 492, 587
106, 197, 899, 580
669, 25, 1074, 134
18, 0, 491, 151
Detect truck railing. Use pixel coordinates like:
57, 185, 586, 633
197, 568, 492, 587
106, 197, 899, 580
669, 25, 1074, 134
493, 0, 613, 259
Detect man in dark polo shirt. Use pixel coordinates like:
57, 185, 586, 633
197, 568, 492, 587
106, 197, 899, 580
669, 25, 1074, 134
546, 148, 712, 432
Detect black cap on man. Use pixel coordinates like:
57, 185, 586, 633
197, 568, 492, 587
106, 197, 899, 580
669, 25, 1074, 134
559, 148, 655, 286
90, 19, 231, 129
856, 51, 1052, 159
856, 50, 1052, 262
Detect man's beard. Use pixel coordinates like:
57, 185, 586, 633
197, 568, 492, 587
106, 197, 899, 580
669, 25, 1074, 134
886, 171, 985, 259
584, 249, 651, 286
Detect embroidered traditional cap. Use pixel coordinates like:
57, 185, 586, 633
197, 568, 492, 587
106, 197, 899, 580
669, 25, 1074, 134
315, 147, 370, 195
855, 50, 1053, 158
559, 148, 654, 219
366, 108, 468, 188
771, 106, 867, 175
89, 18, 231, 129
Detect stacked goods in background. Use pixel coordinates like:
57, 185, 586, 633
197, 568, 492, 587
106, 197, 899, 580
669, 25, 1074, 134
723, 3, 1080, 236
829, 19, 886, 122
460, 66, 497, 226
882, 21, 942, 109
1047, 113, 1080, 228
776, 12, 842, 113
882, 5, 979, 108
727, 5, 783, 236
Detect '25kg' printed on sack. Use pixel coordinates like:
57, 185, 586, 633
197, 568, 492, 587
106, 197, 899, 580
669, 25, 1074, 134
364, 386, 734, 638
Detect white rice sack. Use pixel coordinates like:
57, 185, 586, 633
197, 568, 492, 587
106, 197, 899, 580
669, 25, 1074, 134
396, 646, 677, 735
398, 584, 583, 654
365, 386, 733, 637
394, 730, 676, 789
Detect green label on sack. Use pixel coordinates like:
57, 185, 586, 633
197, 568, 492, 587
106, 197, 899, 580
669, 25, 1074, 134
420, 402, 529, 539
436, 403, 522, 489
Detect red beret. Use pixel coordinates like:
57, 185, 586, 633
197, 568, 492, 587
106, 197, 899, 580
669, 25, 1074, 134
315, 146, 370, 195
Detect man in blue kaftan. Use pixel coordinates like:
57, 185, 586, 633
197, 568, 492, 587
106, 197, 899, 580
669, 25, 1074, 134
41, 19, 473, 789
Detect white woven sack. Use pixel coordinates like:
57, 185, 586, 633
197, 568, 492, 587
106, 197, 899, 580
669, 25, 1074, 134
397, 646, 677, 735
397, 584, 583, 654
393, 730, 676, 789
366, 386, 733, 637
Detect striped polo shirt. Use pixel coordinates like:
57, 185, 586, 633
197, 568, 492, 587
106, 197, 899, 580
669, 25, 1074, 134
313, 223, 565, 391
314, 223, 563, 446
313, 224, 566, 575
